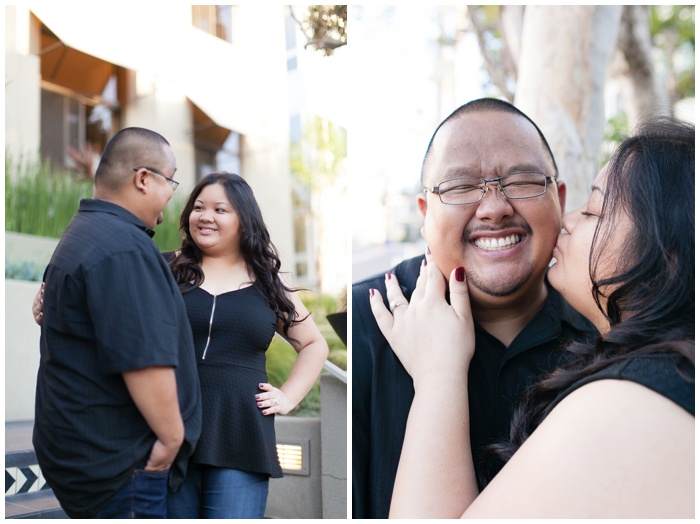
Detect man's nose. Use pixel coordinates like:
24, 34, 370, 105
474, 183, 514, 222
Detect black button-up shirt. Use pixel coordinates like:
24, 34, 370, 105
352, 255, 594, 518
33, 199, 202, 519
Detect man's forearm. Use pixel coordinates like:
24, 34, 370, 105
122, 366, 184, 468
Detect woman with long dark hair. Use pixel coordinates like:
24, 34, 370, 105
369, 117, 694, 518
164, 172, 329, 518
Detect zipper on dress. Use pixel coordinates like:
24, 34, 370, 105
201, 295, 217, 360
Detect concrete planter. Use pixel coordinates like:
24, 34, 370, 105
5, 279, 42, 421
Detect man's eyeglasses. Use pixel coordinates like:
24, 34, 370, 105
133, 167, 179, 190
424, 172, 556, 205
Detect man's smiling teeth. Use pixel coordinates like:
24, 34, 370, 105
474, 234, 522, 250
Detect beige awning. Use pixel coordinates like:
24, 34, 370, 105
31, 5, 270, 137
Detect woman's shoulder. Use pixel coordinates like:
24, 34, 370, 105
557, 352, 694, 415
467, 378, 694, 517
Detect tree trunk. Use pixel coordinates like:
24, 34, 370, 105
514, 6, 622, 212
609, 5, 671, 128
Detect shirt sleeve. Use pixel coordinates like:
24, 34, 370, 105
85, 249, 180, 374
351, 280, 374, 518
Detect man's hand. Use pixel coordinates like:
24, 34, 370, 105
122, 366, 184, 471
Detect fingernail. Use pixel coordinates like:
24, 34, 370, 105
456, 267, 465, 282
258, 402, 263, 407
386, 273, 392, 280
255, 395, 261, 400
369, 288, 375, 297
421, 258, 427, 267
427, 246, 431, 255
259, 383, 265, 388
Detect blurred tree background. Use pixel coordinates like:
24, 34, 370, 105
289, 5, 347, 56
443, 5, 694, 210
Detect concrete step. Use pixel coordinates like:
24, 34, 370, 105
5, 421, 66, 519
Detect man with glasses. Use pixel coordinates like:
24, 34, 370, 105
33, 127, 202, 518
352, 98, 594, 518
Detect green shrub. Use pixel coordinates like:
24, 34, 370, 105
265, 335, 321, 417
264, 290, 347, 417
5, 159, 92, 239
5, 260, 45, 281
4, 157, 185, 253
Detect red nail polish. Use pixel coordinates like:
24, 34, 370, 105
369, 288, 375, 297
456, 267, 465, 282
386, 273, 392, 280
427, 246, 431, 255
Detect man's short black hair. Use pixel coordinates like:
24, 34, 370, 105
95, 127, 170, 188
420, 98, 559, 184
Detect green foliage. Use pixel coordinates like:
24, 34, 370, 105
4, 157, 185, 253
5, 158, 93, 239
290, 116, 347, 193
264, 290, 347, 417
153, 197, 187, 252
601, 112, 629, 166
291, 5, 347, 56
5, 260, 44, 281
299, 290, 347, 356
650, 6, 695, 100
265, 336, 321, 417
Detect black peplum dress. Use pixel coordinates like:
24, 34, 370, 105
182, 281, 284, 478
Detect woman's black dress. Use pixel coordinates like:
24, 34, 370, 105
182, 281, 284, 477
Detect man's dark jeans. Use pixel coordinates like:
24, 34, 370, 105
96, 466, 169, 519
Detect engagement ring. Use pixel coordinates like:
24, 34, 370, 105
390, 301, 406, 312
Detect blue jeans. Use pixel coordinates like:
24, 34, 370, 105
96, 466, 170, 519
167, 464, 269, 519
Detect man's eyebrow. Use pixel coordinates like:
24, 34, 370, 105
437, 162, 549, 181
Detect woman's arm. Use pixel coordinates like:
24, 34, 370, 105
465, 379, 694, 518
369, 255, 479, 518
256, 289, 329, 416
371, 255, 694, 519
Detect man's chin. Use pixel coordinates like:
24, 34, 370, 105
156, 212, 164, 225
466, 268, 533, 298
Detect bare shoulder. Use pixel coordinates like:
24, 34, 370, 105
465, 379, 694, 519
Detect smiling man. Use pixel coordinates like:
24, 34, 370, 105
352, 98, 595, 519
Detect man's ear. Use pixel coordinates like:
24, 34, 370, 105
556, 179, 567, 215
417, 192, 428, 218
133, 167, 148, 194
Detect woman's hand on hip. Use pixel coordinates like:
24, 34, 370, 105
256, 383, 294, 415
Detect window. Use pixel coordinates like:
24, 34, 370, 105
192, 5, 234, 43
194, 134, 241, 180
40, 83, 118, 172
191, 101, 241, 179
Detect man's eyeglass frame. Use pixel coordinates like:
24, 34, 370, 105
424, 173, 557, 205
133, 167, 179, 190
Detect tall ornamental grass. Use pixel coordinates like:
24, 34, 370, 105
5, 158, 185, 252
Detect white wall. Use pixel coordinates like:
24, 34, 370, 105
5, 6, 41, 164
5, 279, 42, 421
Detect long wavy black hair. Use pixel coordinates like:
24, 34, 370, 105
478, 117, 695, 488
169, 172, 305, 340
